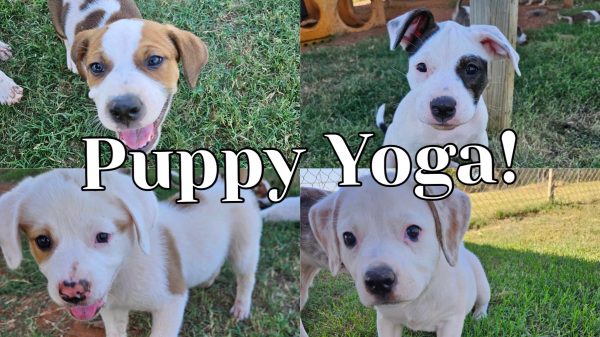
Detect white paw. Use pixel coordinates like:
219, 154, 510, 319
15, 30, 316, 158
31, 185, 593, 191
0, 78, 23, 105
0, 42, 12, 61
229, 300, 251, 321
67, 58, 79, 74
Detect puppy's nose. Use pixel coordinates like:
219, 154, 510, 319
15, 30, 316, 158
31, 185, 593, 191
364, 266, 396, 297
430, 96, 457, 123
108, 94, 143, 124
59, 279, 91, 304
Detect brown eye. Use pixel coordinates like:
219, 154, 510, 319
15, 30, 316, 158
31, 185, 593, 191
35, 235, 52, 251
466, 63, 479, 75
406, 225, 421, 242
416, 63, 427, 72
343, 232, 357, 248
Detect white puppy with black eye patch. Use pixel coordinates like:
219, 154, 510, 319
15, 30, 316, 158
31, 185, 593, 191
377, 8, 521, 166
48, 0, 209, 151
0, 169, 261, 337
309, 175, 490, 337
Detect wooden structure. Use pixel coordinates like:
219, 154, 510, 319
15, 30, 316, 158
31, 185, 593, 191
471, 0, 519, 132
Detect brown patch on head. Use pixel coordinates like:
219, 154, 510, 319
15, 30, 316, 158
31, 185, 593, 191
71, 26, 112, 82
161, 228, 186, 294
75, 10, 106, 35
79, 0, 96, 11
48, 0, 69, 39
107, 0, 142, 23
20, 224, 58, 265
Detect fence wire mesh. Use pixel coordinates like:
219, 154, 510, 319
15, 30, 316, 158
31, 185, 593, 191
300, 168, 600, 225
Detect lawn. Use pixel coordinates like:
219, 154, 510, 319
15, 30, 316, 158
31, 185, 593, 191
0, 169, 300, 336
0, 0, 299, 167
300, 2, 600, 167
302, 200, 600, 336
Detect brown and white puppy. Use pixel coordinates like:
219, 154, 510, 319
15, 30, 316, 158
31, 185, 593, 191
48, 0, 209, 151
306, 176, 490, 337
0, 41, 23, 105
0, 169, 262, 337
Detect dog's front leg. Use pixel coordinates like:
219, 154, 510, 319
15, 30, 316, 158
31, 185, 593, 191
436, 318, 465, 337
149, 292, 189, 337
376, 312, 402, 337
101, 307, 130, 337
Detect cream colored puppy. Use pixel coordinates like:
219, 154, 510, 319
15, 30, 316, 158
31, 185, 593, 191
309, 176, 490, 337
0, 169, 262, 337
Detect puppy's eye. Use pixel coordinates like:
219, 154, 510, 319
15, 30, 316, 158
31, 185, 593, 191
343, 232, 357, 248
466, 63, 479, 75
35, 235, 52, 251
146, 55, 164, 68
95, 232, 111, 244
416, 63, 427, 73
405, 225, 421, 242
89, 62, 105, 75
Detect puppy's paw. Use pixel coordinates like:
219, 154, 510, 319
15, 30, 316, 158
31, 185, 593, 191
0, 78, 23, 105
0, 42, 13, 61
473, 305, 488, 320
67, 58, 79, 74
229, 300, 251, 321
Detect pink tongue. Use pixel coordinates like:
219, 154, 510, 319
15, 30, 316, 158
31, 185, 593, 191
68, 299, 104, 321
118, 124, 154, 150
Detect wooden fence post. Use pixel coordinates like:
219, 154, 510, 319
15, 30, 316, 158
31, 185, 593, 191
548, 169, 555, 202
471, 0, 519, 133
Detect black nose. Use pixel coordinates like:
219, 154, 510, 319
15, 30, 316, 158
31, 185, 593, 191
430, 96, 457, 123
108, 94, 143, 124
364, 266, 396, 297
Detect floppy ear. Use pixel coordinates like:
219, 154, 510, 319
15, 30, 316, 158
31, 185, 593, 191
427, 187, 471, 267
0, 177, 34, 270
105, 173, 158, 255
470, 25, 521, 76
309, 192, 342, 276
387, 8, 439, 54
168, 26, 209, 88
71, 29, 97, 79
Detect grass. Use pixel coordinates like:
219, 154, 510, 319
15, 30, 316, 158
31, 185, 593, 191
0, 169, 300, 336
302, 200, 600, 336
300, 3, 600, 167
0, 0, 299, 167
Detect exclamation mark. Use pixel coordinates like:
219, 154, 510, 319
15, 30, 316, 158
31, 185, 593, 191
500, 129, 516, 184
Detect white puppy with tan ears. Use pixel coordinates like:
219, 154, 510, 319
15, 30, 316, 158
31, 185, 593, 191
377, 8, 520, 166
0, 169, 262, 337
48, 0, 209, 151
308, 175, 490, 337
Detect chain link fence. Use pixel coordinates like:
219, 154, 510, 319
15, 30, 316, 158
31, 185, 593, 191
300, 168, 600, 225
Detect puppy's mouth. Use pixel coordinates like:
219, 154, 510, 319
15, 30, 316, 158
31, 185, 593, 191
67, 298, 104, 321
429, 123, 460, 131
116, 94, 172, 152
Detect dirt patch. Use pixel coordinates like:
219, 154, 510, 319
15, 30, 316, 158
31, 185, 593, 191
303, 0, 565, 49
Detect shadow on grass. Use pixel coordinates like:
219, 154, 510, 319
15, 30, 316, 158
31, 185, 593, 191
303, 243, 600, 336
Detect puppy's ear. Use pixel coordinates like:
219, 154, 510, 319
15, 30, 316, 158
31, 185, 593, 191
0, 177, 34, 270
470, 25, 521, 76
428, 187, 471, 267
168, 26, 209, 88
71, 29, 97, 79
387, 8, 439, 54
105, 172, 158, 255
309, 192, 342, 276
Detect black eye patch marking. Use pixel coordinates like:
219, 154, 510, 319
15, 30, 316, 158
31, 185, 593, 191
456, 55, 488, 105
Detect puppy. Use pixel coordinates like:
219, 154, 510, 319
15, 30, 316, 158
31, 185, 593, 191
379, 9, 520, 166
0, 169, 262, 337
48, 0, 209, 151
307, 175, 490, 336
558, 10, 600, 24
452, 1, 528, 45
0, 41, 23, 105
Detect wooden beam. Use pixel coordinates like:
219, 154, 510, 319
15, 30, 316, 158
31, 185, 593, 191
471, 0, 519, 133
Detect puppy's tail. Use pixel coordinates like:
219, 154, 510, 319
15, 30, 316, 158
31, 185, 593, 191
375, 104, 388, 133
557, 13, 573, 24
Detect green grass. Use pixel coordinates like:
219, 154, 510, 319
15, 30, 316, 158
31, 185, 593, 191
0, 170, 300, 336
300, 6, 600, 167
0, 0, 299, 167
302, 201, 600, 336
